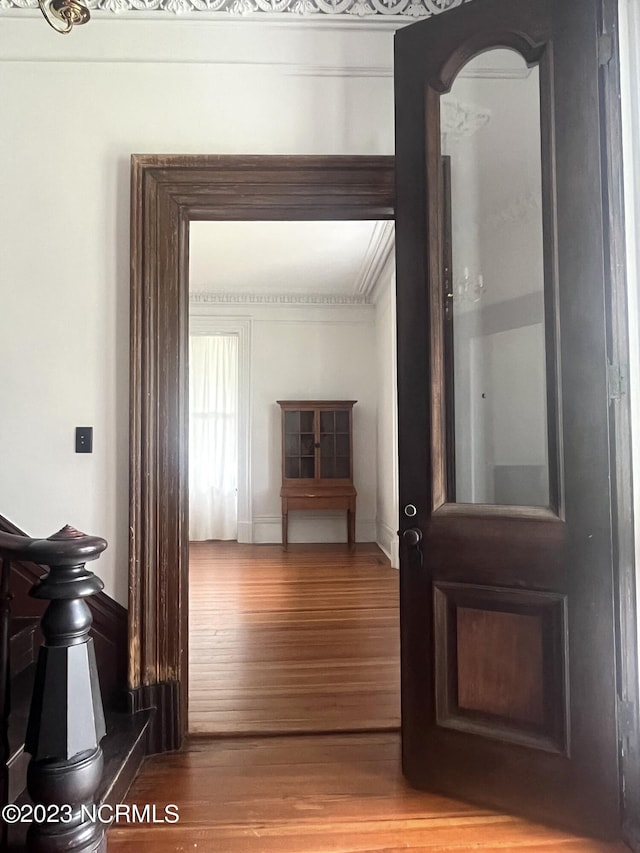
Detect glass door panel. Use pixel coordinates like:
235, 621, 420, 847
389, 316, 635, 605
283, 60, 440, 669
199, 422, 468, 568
320, 409, 351, 479
284, 409, 315, 480
443, 50, 550, 507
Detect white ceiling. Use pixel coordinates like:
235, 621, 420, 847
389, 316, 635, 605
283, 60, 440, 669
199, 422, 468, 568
189, 220, 394, 299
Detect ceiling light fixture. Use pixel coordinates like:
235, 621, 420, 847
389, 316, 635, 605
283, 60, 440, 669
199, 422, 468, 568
38, 0, 90, 33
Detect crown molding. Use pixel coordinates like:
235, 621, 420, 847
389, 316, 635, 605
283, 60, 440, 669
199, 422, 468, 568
369, 242, 395, 304
1, 0, 468, 19
189, 291, 370, 304
354, 220, 395, 299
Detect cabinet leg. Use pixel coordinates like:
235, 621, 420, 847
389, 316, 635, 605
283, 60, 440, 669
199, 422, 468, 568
282, 512, 288, 550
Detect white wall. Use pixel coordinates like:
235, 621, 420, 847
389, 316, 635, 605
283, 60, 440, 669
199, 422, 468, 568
373, 261, 399, 567
253, 305, 378, 543
0, 18, 395, 604
190, 301, 378, 544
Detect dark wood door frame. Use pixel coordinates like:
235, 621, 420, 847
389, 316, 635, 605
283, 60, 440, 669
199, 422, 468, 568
128, 155, 395, 751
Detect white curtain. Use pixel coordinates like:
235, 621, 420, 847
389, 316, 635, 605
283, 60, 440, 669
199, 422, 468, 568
189, 335, 239, 541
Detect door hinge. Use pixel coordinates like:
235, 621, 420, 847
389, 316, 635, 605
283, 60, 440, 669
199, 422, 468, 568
618, 699, 637, 739
599, 32, 613, 66
608, 362, 627, 401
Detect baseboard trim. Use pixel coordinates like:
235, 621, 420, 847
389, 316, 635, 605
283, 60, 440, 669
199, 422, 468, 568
376, 520, 399, 569
128, 681, 181, 754
236, 520, 253, 544
252, 514, 377, 544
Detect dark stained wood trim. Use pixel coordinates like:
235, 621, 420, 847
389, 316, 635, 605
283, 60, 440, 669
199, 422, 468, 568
394, 25, 434, 776
432, 504, 562, 522
538, 41, 563, 520
416, 0, 550, 94
427, 86, 447, 513
129, 156, 396, 749
0, 513, 128, 710
90, 591, 129, 710
128, 682, 180, 754
441, 156, 456, 502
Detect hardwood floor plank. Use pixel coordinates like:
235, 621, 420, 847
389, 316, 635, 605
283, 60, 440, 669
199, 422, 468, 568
188, 542, 401, 735
107, 733, 628, 852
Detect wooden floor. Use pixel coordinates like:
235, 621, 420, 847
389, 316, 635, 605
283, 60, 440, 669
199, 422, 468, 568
187, 542, 400, 734
109, 543, 629, 852
107, 732, 629, 852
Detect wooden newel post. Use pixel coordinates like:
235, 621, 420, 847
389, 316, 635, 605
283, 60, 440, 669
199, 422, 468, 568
23, 525, 107, 853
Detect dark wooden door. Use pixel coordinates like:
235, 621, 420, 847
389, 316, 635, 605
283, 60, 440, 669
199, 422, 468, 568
395, 0, 623, 837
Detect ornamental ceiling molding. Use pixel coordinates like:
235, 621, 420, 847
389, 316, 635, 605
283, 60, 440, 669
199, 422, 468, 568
1, 0, 468, 19
190, 291, 371, 304
355, 220, 395, 300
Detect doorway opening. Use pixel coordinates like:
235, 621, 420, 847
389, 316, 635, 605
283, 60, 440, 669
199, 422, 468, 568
185, 218, 400, 736
128, 155, 396, 749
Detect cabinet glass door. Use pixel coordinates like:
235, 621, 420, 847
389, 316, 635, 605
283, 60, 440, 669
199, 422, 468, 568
284, 410, 315, 479
320, 410, 351, 479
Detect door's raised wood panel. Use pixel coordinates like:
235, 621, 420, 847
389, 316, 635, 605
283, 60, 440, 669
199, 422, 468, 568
433, 583, 567, 754
456, 608, 544, 725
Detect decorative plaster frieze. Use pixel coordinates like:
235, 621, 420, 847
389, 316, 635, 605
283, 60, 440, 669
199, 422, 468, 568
0, 0, 467, 18
189, 291, 371, 304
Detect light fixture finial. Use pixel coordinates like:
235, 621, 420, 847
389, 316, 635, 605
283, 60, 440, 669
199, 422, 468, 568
38, 0, 90, 33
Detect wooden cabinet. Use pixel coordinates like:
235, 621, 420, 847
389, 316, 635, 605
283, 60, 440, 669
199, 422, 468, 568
277, 400, 357, 547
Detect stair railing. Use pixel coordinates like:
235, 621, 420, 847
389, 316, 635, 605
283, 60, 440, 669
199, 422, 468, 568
0, 524, 108, 853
